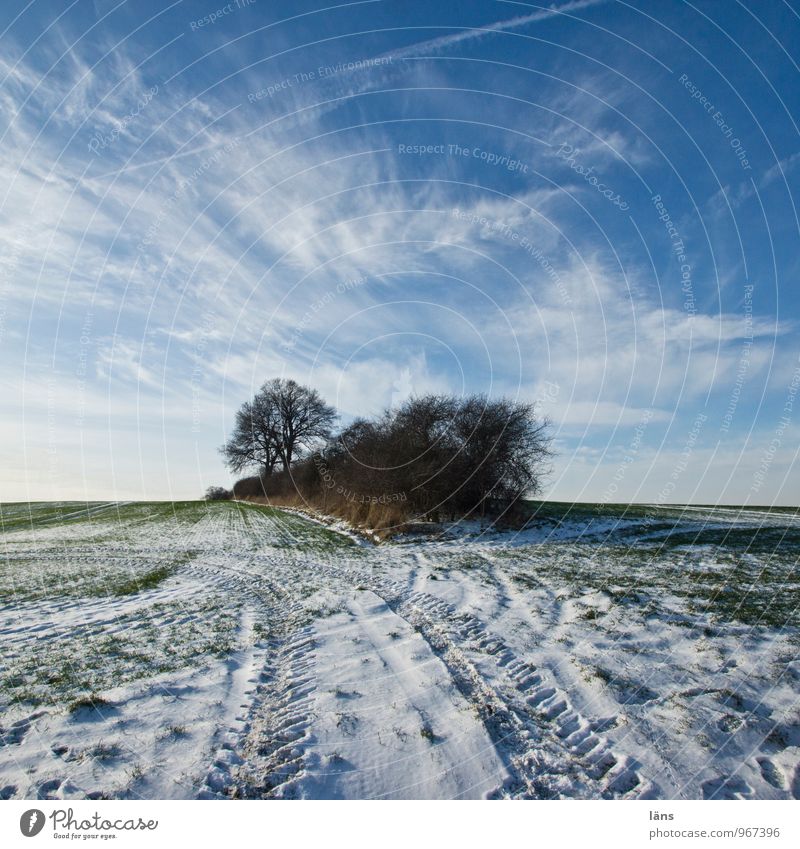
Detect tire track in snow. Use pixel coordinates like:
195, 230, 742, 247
302, 555, 658, 799
182, 549, 313, 797
385, 585, 656, 799
182, 539, 324, 798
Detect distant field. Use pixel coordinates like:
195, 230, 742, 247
0, 500, 798, 800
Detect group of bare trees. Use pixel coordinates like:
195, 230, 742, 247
219, 377, 552, 529
323, 394, 551, 521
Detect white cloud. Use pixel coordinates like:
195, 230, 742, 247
380, 1, 610, 61
1, 25, 793, 503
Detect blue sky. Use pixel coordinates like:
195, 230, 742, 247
1, 0, 798, 504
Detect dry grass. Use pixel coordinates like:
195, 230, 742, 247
237, 492, 413, 539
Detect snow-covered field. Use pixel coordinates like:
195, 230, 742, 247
1, 499, 798, 800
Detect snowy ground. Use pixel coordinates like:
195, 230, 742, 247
0, 499, 798, 800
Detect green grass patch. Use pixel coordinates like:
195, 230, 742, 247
507, 541, 799, 631
0, 552, 194, 603
1, 595, 241, 710
108, 564, 175, 596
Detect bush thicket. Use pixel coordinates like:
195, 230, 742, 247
219, 382, 552, 535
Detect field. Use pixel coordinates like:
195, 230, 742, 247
0, 499, 798, 800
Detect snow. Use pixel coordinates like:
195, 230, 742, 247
0, 500, 798, 799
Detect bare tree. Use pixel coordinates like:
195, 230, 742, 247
219, 391, 281, 477
220, 378, 337, 476
261, 378, 337, 469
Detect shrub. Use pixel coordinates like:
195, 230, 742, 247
231, 393, 551, 534
231, 476, 268, 499
204, 486, 232, 501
